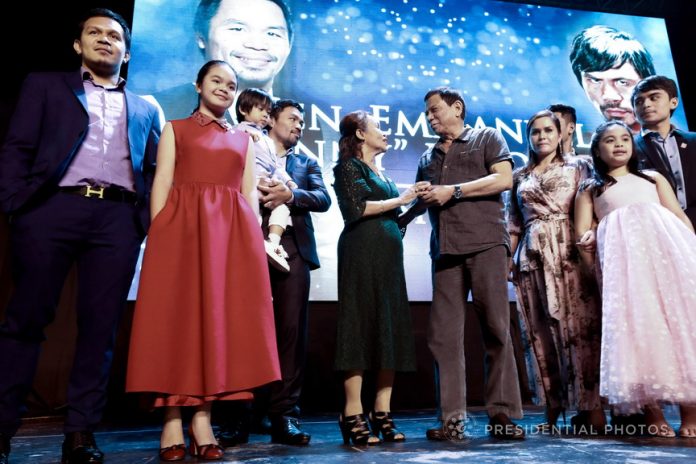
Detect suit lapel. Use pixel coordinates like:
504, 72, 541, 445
124, 90, 144, 178
637, 134, 675, 187
49, 72, 89, 182
675, 131, 695, 158
675, 131, 696, 183
285, 152, 297, 178
67, 72, 89, 112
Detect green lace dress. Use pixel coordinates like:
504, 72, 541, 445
332, 158, 416, 371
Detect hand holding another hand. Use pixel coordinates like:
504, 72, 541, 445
399, 185, 418, 206
414, 180, 432, 197
420, 184, 454, 206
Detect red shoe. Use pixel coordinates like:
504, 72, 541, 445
188, 426, 224, 460
158, 443, 186, 461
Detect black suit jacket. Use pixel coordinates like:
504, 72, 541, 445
635, 129, 696, 226
0, 70, 160, 231
280, 151, 331, 270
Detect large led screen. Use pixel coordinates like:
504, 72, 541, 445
126, 0, 688, 301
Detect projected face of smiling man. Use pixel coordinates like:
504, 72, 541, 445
195, 0, 292, 95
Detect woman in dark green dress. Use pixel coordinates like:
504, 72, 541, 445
333, 110, 421, 445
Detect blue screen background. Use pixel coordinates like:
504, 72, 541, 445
127, 0, 686, 301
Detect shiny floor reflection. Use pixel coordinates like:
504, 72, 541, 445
9, 408, 696, 463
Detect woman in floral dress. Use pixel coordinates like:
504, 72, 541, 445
508, 110, 604, 432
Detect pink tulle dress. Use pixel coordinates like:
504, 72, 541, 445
594, 172, 696, 413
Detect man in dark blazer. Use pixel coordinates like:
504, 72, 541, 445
632, 75, 696, 226
0, 9, 159, 464
217, 99, 330, 446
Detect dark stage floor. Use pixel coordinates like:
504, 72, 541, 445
8, 408, 696, 463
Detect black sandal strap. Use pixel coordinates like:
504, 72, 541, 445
370, 411, 405, 441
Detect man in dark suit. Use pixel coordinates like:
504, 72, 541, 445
0, 9, 159, 464
217, 99, 330, 446
632, 75, 696, 226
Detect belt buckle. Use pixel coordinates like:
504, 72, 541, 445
84, 185, 105, 199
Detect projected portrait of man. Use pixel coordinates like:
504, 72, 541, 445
194, 0, 292, 94
153, 0, 293, 121
569, 25, 655, 133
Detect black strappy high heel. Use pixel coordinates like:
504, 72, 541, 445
338, 413, 381, 445
369, 411, 405, 442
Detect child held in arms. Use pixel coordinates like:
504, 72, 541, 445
236, 88, 297, 272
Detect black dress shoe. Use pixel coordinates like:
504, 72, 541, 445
426, 420, 447, 441
610, 411, 646, 429
0, 433, 10, 464
270, 416, 311, 446
61, 431, 104, 464
216, 413, 250, 448
488, 413, 525, 440
426, 418, 466, 441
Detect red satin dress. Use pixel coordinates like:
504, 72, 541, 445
126, 112, 280, 406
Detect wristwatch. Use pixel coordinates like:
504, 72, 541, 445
452, 184, 463, 199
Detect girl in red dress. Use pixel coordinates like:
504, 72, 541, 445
126, 60, 280, 461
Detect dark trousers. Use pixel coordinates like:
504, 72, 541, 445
266, 229, 310, 418
427, 245, 523, 421
0, 193, 142, 436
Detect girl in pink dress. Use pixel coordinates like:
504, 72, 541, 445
575, 120, 696, 438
